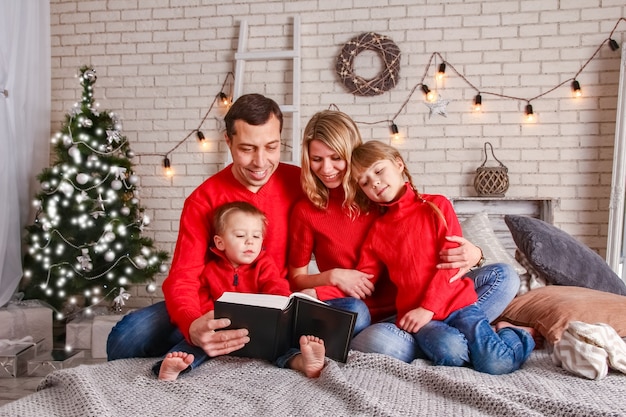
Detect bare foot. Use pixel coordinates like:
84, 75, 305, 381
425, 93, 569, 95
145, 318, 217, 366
291, 335, 325, 378
158, 351, 194, 381
496, 321, 544, 349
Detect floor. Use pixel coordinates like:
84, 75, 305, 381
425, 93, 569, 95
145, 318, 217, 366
0, 323, 106, 408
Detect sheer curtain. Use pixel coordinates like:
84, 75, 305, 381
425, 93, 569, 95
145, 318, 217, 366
0, 0, 50, 307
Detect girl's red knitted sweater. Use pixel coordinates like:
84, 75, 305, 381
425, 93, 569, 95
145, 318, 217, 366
356, 184, 477, 323
163, 163, 302, 341
289, 187, 397, 321
198, 247, 291, 315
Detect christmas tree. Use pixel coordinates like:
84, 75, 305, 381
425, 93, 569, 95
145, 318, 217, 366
21, 66, 169, 319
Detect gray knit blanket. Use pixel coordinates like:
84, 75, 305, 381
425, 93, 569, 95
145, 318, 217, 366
1, 349, 625, 417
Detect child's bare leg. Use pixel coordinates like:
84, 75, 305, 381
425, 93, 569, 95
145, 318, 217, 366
496, 321, 544, 349
158, 351, 194, 381
288, 335, 326, 378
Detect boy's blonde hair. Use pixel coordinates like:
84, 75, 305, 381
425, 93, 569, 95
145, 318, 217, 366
213, 201, 268, 236
351, 140, 447, 228
300, 110, 370, 217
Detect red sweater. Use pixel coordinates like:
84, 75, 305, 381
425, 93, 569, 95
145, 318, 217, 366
289, 187, 397, 321
163, 163, 302, 341
356, 184, 477, 323
198, 247, 291, 315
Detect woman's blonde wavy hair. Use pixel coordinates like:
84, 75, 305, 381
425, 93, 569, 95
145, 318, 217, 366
300, 110, 370, 218
351, 140, 447, 228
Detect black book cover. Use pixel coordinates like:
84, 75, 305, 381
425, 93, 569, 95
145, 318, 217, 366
214, 292, 357, 362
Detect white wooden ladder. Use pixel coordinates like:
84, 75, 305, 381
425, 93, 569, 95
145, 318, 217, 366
227, 16, 301, 166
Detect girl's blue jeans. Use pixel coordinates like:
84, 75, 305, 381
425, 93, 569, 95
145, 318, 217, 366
350, 263, 522, 364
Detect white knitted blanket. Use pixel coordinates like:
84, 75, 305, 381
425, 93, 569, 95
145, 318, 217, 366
1, 349, 625, 417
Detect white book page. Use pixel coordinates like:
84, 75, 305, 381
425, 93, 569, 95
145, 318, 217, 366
217, 292, 329, 309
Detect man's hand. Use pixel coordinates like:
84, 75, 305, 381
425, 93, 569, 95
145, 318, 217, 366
437, 235, 482, 282
398, 307, 434, 334
329, 268, 375, 299
189, 310, 250, 357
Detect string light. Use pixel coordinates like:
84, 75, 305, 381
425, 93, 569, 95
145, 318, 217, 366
609, 38, 620, 51
571, 80, 582, 97
138, 18, 626, 177
389, 122, 400, 142
473, 94, 482, 112
163, 157, 173, 177
421, 84, 436, 102
219, 92, 231, 107
436, 62, 446, 80
196, 130, 209, 149
524, 103, 535, 123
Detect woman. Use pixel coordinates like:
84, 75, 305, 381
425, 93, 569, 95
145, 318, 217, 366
288, 110, 519, 362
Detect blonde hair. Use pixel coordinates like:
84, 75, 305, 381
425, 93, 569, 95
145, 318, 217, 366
351, 140, 447, 228
300, 110, 369, 217
213, 201, 268, 236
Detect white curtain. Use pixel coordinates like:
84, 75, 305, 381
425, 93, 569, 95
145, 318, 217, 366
0, 0, 51, 307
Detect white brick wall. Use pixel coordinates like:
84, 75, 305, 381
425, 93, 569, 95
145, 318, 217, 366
50, 0, 626, 306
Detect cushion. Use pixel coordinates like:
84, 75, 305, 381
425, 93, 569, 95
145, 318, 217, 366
498, 285, 626, 344
504, 215, 626, 296
460, 211, 526, 276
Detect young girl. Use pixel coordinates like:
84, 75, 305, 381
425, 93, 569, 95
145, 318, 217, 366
351, 140, 535, 374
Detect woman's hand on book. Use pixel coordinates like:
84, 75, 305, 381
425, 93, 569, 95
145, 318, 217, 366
189, 310, 251, 357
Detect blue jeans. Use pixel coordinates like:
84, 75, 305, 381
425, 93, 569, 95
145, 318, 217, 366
350, 263, 520, 363
417, 304, 534, 374
107, 296, 370, 375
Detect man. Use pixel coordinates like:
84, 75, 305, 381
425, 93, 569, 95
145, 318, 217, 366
107, 94, 302, 366
107, 93, 490, 368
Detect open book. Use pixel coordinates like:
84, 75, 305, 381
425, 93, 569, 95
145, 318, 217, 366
214, 292, 357, 363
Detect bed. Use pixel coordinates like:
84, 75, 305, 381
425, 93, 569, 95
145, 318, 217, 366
0, 348, 625, 417
2, 215, 626, 417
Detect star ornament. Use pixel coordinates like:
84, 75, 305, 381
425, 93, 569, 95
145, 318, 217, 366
425, 96, 450, 118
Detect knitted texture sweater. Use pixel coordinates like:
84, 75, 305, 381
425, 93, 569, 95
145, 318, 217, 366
357, 184, 477, 323
197, 247, 291, 314
289, 187, 396, 321
163, 163, 302, 341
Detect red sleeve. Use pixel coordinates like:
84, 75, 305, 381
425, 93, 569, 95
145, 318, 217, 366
356, 226, 386, 285
162, 195, 214, 341
419, 196, 472, 316
288, 200, 314, 269
257, 256, 292, 297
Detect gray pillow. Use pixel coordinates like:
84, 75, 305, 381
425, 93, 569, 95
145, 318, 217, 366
504, 215, 626, 296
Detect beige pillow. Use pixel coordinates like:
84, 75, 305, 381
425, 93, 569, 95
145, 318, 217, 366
460, 211, 526, 276
498, 286, 626, 344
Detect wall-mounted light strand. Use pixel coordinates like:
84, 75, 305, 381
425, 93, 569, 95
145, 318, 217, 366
525, 103, 535, 122
609, 38, 620, 51
163, 157, 173, 177
389, 122, 400, 142
571, 80, 582, 97
473, 94, 482, 111
436, 62, 446, 80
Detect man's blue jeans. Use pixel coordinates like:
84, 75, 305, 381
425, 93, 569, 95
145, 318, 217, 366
107, 296, 370, 375
350, 263, 521, 363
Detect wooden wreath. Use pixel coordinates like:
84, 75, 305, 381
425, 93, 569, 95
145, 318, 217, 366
336, 32, 401, 97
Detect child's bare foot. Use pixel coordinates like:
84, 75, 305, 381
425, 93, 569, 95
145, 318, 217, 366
158, 351, 194, 381
496, 321, 544, 349
298, 335, 325, 378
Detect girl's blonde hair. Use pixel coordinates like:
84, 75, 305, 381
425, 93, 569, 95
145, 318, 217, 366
300, 110, 369, 217
351, 140, 447, 228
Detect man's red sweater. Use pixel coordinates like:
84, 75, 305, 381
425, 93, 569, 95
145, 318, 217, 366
356, 184, 477, 323
289, 187, 397, 321
163, 163, 302, 341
